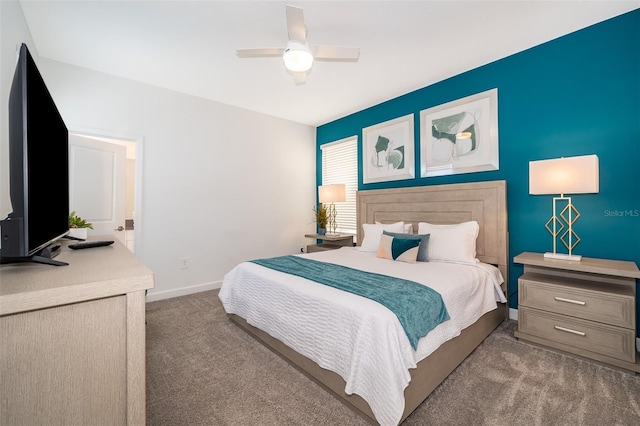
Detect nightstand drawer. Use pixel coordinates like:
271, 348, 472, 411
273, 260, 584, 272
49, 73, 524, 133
519, 307, 636, 363
307, 244, 341, 253
519, 274, 634, 329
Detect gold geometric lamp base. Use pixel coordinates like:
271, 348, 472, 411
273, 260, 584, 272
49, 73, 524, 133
543, 196, 582, 261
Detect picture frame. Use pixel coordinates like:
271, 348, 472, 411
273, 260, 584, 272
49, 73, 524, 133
362, 114, 415, 184
420, 88, 499, 177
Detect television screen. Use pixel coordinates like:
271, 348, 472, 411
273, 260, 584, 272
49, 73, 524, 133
1, 43, 69, 264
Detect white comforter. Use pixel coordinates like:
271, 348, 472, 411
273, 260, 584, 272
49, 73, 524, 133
218, 247, 506, 426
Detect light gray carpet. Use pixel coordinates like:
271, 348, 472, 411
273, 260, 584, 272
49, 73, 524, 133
146, 290, 640, 425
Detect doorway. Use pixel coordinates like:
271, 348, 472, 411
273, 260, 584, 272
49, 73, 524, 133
68, 132, 141, 254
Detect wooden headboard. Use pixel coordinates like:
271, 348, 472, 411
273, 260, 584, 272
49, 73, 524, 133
356, 180, 508, 290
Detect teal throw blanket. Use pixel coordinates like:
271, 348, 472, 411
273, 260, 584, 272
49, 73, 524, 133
250, 255, 450, 349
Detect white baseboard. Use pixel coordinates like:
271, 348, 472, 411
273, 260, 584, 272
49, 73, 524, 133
508, 308, 640, 352
509, 308, 518, 321
146, 280, 222, 302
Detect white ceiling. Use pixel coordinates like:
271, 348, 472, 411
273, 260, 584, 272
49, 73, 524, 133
20, 1, 638, 126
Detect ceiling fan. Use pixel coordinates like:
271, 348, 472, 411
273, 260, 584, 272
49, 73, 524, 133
236, 4, 360, 84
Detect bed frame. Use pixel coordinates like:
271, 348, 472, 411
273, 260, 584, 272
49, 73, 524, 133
228, 180, 508, 424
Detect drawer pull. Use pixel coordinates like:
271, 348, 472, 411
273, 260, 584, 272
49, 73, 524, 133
554, 325, 586, 337
554, 296, 586, 306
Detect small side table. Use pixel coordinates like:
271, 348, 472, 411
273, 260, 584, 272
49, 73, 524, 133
305, 233, 354, 253
513, 251, 640, 373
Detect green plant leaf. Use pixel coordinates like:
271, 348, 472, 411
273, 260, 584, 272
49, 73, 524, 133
69, 211, 94, 229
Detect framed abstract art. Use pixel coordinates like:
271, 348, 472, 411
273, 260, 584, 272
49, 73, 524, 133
362, 114, 415, 184
420, 88, 499, 177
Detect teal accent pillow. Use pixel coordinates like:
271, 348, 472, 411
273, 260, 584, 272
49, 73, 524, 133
383, 230, 430, 262
377, 234, 422, 263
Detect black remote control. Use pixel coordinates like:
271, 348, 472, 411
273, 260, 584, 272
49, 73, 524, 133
69, 240, 115, 250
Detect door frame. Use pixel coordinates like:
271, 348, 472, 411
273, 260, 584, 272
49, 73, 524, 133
69, 126, 145, 259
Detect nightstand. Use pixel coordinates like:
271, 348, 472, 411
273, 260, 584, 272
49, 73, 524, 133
513, 252, 640, 373
305, 233, 353, 253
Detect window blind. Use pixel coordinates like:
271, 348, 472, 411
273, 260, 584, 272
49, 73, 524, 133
321, 136, 358, 234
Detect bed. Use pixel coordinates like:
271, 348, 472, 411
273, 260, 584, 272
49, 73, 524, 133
219, 180, 508, 425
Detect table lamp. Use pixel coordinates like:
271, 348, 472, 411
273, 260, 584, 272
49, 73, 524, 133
318, 184, 346, 236
529, 154, 599, 261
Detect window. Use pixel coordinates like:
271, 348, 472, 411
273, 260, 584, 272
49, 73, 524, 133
321, 136, 358, 234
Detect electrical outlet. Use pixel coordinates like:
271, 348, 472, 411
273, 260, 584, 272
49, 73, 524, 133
180, 257, 189, 269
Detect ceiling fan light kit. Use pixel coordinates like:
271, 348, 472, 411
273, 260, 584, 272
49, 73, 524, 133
283, 42, 314, 72
236, 5, 359, 83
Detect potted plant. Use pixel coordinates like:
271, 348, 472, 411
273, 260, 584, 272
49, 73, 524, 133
68, 211, 93, 240
313, 204, 328, 235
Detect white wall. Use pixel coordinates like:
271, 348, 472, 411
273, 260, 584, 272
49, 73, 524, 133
1, 2, 317, 300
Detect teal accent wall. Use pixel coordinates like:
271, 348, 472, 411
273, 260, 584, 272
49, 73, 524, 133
317, 10, 640, 327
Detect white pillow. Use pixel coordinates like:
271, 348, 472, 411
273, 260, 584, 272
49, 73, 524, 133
417, 221, 479, 264
376, 221, 413, 234
360, 222, 405, 252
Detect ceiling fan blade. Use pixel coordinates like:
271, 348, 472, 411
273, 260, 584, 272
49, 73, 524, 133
286, 5, 307, 44
236, 48, 284, 58
313, 45, 360, 61
292, 71, 307, 85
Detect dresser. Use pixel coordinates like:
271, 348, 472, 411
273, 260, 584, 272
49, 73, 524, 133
0, 238, 154, 425
514, 252, 640, 373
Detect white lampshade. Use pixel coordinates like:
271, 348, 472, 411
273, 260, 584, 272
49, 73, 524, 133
529, 155, 599, 195
283, 42, 313, 72
318, 184, 346, 203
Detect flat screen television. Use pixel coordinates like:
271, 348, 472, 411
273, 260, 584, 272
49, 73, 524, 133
0, 43, 69, 266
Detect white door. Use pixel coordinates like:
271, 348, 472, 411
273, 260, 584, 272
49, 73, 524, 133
69, 135, 127, 244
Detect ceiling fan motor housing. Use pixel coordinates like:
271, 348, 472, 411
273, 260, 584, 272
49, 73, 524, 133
283, 41, 314, 72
